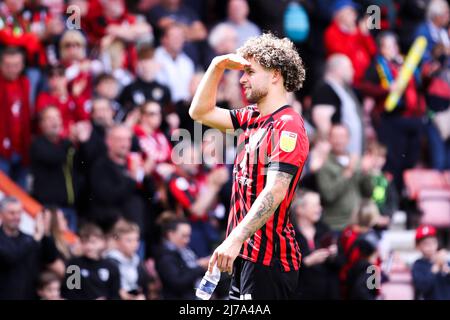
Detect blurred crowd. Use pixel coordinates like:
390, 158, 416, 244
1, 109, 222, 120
0, 0, 450, 300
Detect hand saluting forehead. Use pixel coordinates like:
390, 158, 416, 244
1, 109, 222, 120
213, 54, 251, 71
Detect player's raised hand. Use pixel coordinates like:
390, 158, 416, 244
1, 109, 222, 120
212, 54, 251, 71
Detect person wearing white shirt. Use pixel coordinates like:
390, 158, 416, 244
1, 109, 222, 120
226, 0, 261, 48
154, 24, 195, 103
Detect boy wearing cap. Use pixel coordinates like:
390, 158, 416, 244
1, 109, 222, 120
412, 225, 450, 300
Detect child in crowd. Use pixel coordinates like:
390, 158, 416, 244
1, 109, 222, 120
37, 271, 63, 300
61, 224, 120, 300
412, 225, 450, 300
105, 220, 153, 300
339, 200, 382, 298
366, 142, 398, 225
346, 234, 380, 300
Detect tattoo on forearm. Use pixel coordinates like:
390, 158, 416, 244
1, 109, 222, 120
236, 171, 293, 242
239, 191, 275, 240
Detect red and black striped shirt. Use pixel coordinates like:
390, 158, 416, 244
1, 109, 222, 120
227, 104, 309, 272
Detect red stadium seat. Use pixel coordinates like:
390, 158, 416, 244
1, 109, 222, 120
444, 171, 450, 188
403, 169, 448, 200
381, 270, 414, 300
417, 189, 450, 228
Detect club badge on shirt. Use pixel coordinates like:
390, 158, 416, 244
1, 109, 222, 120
98, 268, 110, 282
11, 101, 21, 117
133, 91, 145, 106
175, 177, 189, 191
152, 87, 163, 101
280, 131, 297, 152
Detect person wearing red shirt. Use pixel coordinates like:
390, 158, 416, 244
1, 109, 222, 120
84, 0, 152, 74
0, 0, 43, 66
0, 47, 31, 189
189, 33, 309, 300
339, 200, 382, 299
167, 141, 228, 257
360, 31, 425, 192
133, 101, 173, 167
324, 0, 377, 86
36, 65, 88, 137
59, 30, 95, 111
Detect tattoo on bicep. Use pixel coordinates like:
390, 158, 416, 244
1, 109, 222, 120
273, 171, 293, 189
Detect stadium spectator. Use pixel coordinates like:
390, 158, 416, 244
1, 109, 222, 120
0, 197, 58, 299
0, 0, 43, 66
84, 0, 152, 50
155, 217, 209, 300
204, 23, 242, 109
22, 0, 66, 88
324, 0, 377, 85
421, 43, 450, 170
366, 142, 398, 220
412, 225, 450, 300
0, 47, 32, 189
36, 65, 88, 137
146, 0, 207, 66
205, 23, 238, 65
133, 101, 175, 177
73, 98, 115, 172
45, 207, 81, 264
97, 38, 134, 90
299, 138, 331, 191
339, 199, 383, 298
345, 234, 380, 300
292, 191, 340, 300
414, 0, 450, 62
1, 0, 64, 102
396, 0, 432, 53
93, 73, 122, 119
59, 30, 97, 108
225, 0, 261, 48
30, 107, 78, 230
316, 124, 374, 231
36, 271, 63, 300
311, 54, 364, 156
105, 220, 153, 300
361, 31, 425, 192
173, 72, 204, 136
118, 45, 172, 118
88, 125, 152, 234
72, 98, 130, 217
154, 23, 195, 103
61, 223, 121, 300
167, 141, 228, 257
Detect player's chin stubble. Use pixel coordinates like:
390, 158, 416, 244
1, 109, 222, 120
246, 87, 268, 104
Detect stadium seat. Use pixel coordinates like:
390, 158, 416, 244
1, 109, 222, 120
381, 268, 414, 300
417, 189, 450, 228
403, 169, 448, 200
444, 171, 450, 188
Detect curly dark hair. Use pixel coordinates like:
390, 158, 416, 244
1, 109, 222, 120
237, 33, 306, 92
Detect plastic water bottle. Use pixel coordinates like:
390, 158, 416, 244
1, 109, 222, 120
195, 264, 221, 300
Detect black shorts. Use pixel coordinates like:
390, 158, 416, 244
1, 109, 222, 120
229, 257, 299, 300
